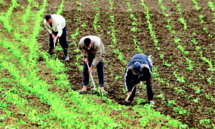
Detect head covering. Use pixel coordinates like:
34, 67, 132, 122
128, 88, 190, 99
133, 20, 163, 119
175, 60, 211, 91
133, 62, 141, 76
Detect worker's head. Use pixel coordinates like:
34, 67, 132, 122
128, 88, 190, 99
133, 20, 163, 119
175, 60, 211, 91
84, 38, 92, 50
45, 15, 52, 24
133, 62, 141, 76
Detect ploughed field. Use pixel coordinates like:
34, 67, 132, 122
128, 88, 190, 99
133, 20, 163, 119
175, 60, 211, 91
36, 0, 215, 128
0, 0, 214, 128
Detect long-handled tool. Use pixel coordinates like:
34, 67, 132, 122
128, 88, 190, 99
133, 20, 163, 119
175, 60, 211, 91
125, 74, 141, 102
54, 42, 56, 48
53, 38, 57, 48
125, 84, 137, 102
86, 63, 97, 91
53, 37, 58, 48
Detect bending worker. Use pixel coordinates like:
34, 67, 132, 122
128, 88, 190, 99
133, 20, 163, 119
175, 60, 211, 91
78, 35, 108, 94
124, 54, 154, 105
44, 14, 69, 60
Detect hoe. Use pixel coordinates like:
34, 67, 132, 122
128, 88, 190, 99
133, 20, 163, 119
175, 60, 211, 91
86, 63, 97, 91
125, 84, 137, 102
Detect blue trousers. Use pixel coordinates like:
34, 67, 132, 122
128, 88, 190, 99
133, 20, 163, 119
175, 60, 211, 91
83, 62, 105, 87
49, 27, 68, 49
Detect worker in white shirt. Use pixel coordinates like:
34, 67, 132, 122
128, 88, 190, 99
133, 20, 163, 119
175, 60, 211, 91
44, 14, 69, 60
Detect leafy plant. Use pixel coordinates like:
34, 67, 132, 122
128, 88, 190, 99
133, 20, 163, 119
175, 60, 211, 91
208, 1, 215, 11
199, 15, 204, 23
178, 17, 187, 30
192, 0, 201, 10
0, 101, 8, 109
173, 71, 185, 83
56, 0, 65, 14
168, 100, 176, 107
193, 98, 199, 103
199, 119, 210, 125
173, 106, 187, 115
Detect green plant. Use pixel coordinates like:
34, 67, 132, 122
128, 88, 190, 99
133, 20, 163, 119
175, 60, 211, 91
193, 98, 199, 103
0, 101, 8, 109
199, 119, 210, 125
176, 4, 181, 13
173, 71, 185, 83
93, 11, 100, 32
191, 39, 198, 45
199, 15, 204, 23
208, 1, 215, 11
192, 0, 201, 10
203, 27, 209, 33
173, 106, 187, 115
168, 100, 176, 107
164, 60, 172, 67
177, 89, 185, 95
178, 17, 187, 30
185, 57, 194, 71
56, 0, 65, 14
207, 76, 213, 85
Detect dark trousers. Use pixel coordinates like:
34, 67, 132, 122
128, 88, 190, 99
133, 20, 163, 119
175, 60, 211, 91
128, 79, 154, 102
49, 27, 68, 49
83, 62, 105, 87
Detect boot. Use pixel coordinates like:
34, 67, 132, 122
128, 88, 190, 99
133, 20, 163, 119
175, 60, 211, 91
63, 48, 69, 60
48, 48, 55, 55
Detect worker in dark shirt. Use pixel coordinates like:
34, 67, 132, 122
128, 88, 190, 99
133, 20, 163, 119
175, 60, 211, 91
124, 54, 154, 105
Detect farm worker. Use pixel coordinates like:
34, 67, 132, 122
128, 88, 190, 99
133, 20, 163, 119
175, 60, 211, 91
44, 14, 69, 60
124, 54, 154, 105
78, 35, 108, 94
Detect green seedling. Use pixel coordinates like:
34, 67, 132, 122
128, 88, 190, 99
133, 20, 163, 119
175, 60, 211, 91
164, 60, 172, 67
161, 5, 166, 11
200, 119, 210, 125
173, 106, 187, 115
168, 100, 176, 107
193, 98, 199, 103
92, 1, 97, 4
177, 89, 185, 95
203, 27, 209, 33
191, 39, 198, 45
176, 4, 181, 13
77, 9, 82, 12
208, 1, 215, 11
192, 0, 201, 10
178, 17, 187, 30
56, 0, 64, 14
76, 1, 82, 6
173, 71, 185, 83
199, 15, 204, 23
0, 101, 8, 109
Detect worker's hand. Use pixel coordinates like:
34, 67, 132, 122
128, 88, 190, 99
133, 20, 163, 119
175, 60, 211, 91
127, 91, 132, 96
84, 58, 88, 64
88, 66, 93, 73
53, 37, 58, 44
51, 33, 55, 39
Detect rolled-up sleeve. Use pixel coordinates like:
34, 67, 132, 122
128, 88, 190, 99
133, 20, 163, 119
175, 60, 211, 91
56, 23, 63, 37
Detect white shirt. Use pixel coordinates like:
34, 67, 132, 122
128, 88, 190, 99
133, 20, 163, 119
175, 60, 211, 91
44, 14, 66, 37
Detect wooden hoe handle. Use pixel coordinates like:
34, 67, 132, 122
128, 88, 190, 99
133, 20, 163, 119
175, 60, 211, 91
86, 63, 97, 90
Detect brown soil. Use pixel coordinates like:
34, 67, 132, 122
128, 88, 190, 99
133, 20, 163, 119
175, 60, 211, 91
1, 0, 215, 128
37, 0, 215, 128
0, 66, 52, 128
0, 45, 65, 128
